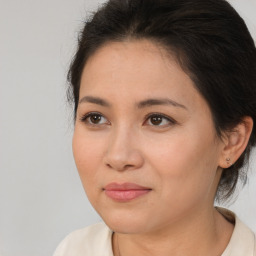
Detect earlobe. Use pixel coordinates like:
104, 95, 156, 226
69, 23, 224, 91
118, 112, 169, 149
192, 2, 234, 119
218, 116, 253, 168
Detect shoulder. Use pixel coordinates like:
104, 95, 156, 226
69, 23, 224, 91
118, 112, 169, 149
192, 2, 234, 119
217, 207, 256, 256
53, 222, 113, 256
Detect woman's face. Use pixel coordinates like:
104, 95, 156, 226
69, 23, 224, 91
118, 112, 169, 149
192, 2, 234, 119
73, 40, 225, 234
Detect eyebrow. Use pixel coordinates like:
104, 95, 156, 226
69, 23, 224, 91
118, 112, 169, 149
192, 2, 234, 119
79, 96, 187, 110
137, 98, 187, 110
79, 96, 111, 107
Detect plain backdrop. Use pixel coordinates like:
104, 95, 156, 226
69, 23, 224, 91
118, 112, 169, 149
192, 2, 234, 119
0, 0, 256, 255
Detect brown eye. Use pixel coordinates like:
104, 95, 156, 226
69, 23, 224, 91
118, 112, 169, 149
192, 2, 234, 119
80, 112, 109, 126
146, 114, 175, 127
150, 116, 163, 125
90, 114, 102, 124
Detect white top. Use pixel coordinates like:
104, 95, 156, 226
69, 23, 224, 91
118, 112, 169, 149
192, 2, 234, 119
53, 209, 256, 256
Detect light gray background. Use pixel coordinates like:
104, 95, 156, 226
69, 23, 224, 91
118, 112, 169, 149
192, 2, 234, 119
0, 0, 256, 255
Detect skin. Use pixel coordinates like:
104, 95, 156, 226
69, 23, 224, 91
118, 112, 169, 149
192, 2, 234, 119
72, 39, 251, 256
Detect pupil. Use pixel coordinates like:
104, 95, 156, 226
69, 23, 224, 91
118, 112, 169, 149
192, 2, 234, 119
151, 116, 162, 125
90, 115, 101, 124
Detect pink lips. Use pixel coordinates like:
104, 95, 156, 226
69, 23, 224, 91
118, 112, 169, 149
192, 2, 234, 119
104, 182, 151, 202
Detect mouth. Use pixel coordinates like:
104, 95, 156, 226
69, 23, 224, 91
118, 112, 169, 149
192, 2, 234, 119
103, 182, 152, 202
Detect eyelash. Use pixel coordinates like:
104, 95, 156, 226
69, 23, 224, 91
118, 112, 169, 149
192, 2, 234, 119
79, 112, 109, 127
144, 113, 176, 127
79, 112, 176, 128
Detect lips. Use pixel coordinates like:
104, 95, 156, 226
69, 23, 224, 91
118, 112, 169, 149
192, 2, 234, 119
103, 182, 151, 202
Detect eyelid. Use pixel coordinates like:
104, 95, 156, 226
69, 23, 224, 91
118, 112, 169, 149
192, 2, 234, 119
79, 111, 176, 127
144, 112, 177, 126
79, 112, 110, 126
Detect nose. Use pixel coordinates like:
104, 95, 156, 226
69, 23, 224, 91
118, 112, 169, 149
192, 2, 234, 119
103, 126, 144, 172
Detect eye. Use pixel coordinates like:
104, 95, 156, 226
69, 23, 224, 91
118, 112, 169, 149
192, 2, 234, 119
145, 113, 175, 127
80, 112, 109, 126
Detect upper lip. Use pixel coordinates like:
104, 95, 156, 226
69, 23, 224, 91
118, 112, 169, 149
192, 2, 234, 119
104, 182, 151, 191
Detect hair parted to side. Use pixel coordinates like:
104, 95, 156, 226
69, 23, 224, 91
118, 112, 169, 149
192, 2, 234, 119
67, 0, 256, 201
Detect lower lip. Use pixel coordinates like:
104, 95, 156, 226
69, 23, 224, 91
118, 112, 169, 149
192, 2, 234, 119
104, 189, 151, 202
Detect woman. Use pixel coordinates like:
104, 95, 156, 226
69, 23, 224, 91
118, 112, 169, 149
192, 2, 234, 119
54, 0, 256, 255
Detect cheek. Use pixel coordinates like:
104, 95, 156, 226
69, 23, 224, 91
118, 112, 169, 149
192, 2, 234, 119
72, 128, 105, 189
145, 128, 220, 199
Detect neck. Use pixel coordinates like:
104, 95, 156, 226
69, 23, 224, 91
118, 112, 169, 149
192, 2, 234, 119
113, 206, 234, 256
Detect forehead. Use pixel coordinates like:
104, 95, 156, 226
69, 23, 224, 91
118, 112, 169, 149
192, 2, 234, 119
82, 40, 187, 88
79, 39, 207, 112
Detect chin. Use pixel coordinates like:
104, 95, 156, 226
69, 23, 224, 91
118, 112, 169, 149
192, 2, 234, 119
99, 209, 150, 234
105, 220, 148, 234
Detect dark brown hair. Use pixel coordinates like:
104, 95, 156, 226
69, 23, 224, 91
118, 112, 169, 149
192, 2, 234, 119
68, 0, 256, 201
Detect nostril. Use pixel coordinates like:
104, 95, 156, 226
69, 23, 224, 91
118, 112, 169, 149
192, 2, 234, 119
106, 163, 112, 169
105, 162, 135, 171
123, 164, 134, 170
103, 143, 144, 171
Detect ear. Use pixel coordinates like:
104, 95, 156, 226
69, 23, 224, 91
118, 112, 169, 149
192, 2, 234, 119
218, 116, 253, 168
